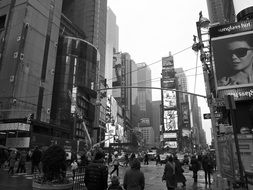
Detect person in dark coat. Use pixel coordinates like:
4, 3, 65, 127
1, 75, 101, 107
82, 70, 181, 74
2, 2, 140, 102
16, 150, 27, 173
202, 153, 214, 185
84, 151, 108, 190
162, 156, 176, 190
31, 146, 42, 174
190, 155, 200, 183
123, 158, 145, 190
174, 156, 186, 187
108, 175, 124, 190
144, 153, 149, 165
155, 153, 161, 166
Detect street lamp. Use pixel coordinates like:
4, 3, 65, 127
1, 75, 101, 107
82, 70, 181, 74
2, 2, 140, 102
193, 11, 221, 175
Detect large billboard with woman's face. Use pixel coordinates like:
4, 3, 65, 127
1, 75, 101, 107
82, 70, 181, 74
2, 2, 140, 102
210, 20, 253, 100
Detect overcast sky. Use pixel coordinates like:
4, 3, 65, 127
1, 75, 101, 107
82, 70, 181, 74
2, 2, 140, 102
107, 0, 212, 145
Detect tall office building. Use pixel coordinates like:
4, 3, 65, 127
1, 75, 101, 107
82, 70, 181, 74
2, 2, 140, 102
105, 7, 119, 96
152, 100, 161, 147
136, 62, 153, 147
0, 0, 105, 148
206, 0, 235, 24
62, 0, 107, 77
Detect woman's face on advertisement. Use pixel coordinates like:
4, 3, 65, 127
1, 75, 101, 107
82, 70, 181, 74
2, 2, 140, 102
227, 40, 253, 71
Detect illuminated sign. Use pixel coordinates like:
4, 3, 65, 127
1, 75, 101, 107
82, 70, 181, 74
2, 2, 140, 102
163, 90, 176, 109
164, 110, 178, 131
164, 141, 177, 148
163, 132, 177, 139
162, 56, 174, 67
0, 123, 30, 131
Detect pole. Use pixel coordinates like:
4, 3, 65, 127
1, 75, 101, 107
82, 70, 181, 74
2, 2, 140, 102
196, 19, 221, 174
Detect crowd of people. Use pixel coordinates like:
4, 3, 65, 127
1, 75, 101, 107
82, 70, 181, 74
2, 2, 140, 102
0, 145, 216, 190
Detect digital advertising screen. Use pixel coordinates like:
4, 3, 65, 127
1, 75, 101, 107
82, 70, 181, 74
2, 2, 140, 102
163, 90, 176, 109
164, 110, 178, 131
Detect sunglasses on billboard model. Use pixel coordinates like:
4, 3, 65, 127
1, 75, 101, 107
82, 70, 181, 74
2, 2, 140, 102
229, 47, 253, 58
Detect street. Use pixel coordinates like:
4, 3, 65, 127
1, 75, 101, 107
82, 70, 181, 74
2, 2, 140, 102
0, 161, 213, 190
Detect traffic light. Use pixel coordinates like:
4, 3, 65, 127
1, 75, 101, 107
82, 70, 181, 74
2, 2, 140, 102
27, 113, 34, 124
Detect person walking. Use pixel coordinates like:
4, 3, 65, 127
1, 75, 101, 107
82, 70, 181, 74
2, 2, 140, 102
162, 156, 176, 190
31, 146, 42, 174
8, 150, 16, 175
16, 149, 27, 173
84, 151, 108, 190
144, 153, 149, 165
123, 158, 145, 190
155, 153, 162, 166
71, 159, 78, 181
108, 175, 124, 190
110, 154, 120, 176
202, 153, 214, 185
124, 153, 129, 167
174, 155, 186, 188
190, 155, 200, 183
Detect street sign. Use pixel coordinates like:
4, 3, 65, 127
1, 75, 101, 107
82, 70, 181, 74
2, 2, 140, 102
203, 113, 222, 119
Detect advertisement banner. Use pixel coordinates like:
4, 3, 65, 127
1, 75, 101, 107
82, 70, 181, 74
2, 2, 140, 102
164, 141, 177, 149
162, 56, 174, 67
162, 79, 176, 89
181, 102, 190, 124
218, 135, 236, 181
164, 110, 178, 131
210, 20, 253, 100
162, 68, 175, 79
112, 53, 122, 87
163, 90, 176, 109
163, 132, 177, 139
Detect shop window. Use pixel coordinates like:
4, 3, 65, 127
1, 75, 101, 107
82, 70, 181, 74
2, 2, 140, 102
0, 15, 6, 30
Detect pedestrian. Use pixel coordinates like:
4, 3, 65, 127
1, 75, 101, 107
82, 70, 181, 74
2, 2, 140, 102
155, 153, 162, 166
31, 146, 42, 174
174, 155, 186, 188
8, 150, 16, 175
16, 149, 27, 173
124, 153, 129, 167
84, 151, 108, 190
123, 158, 145, 190
144, 153, 149, 165
190, 155, 200, 183
110, 154, 120, 176
71, 159, 78, 181
108, 153, 113, 165
162, 156, 176, 190
108, 175, 124, 190
202, 153, 214, 185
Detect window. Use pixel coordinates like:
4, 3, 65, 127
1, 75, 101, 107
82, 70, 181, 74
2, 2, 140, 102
0, 15, 6, 30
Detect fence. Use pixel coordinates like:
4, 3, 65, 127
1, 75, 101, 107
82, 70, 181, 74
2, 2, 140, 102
33, 166, 87, 190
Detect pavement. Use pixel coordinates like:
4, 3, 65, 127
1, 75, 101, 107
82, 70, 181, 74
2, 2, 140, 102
0, 161, 218, 190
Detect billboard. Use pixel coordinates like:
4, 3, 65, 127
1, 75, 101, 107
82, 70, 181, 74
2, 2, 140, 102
163, 90, 176, 109
162, 68, 175, 79
162, 79, 176, 89
163, 132, 177, 139
181, 102, 190, 124
210, 20, 253, 100
164, 141, 177, 149
112, 53, 122, 87
162, 56, 174, 67
164, 110, 178, 131
139, 118, 150, 127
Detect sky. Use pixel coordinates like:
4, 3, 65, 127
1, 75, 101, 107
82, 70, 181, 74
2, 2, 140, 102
107, 0, 212, 145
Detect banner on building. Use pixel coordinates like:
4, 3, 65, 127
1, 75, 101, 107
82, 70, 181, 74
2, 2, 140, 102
164, 110, 178, 131
163, 90, 176, 109
210, 19, 253, 100
162, 68, 175, 79
164, 141, 177, 149
181, 102, 190, 124
163, 132, 177, 139
162, 56, 174, 67
162, 79, 176, 89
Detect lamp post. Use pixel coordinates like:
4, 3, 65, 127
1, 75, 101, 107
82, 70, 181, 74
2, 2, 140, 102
193, 12, 221, 174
